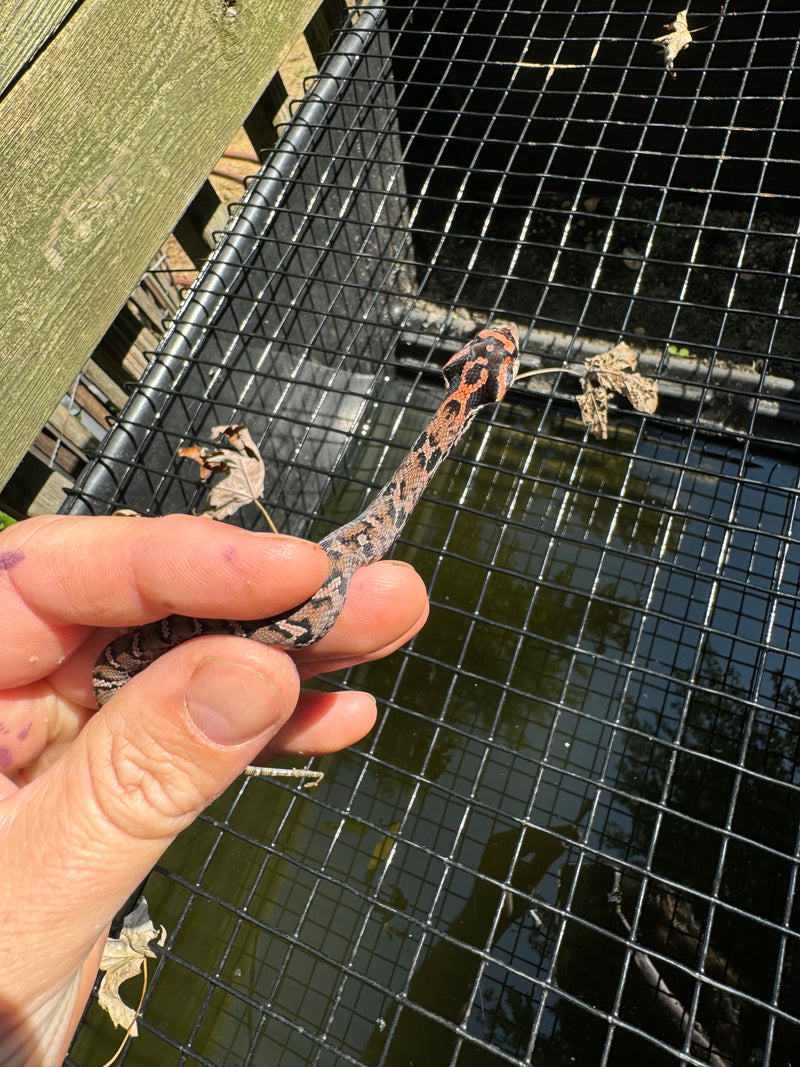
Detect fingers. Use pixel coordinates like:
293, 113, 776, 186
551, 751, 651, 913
220, 560, 417, 791
45, 558, 429, 710
0, 679, 89, 779
255, 688, 378, 761
0, 517, 429, 1061
1, 514, 328, 626
292, 560, 429, 677
0, 514, 428, 702
0, 515, 328, 686
0, 634, 302, 1060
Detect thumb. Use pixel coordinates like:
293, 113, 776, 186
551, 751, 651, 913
1, 637, 300, 1056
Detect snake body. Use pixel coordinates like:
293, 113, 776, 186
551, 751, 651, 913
93, 325, 520, 706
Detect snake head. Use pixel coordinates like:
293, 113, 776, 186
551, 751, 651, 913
442, 325, 520, 415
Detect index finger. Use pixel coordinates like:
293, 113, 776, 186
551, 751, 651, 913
0, 515, 328, 685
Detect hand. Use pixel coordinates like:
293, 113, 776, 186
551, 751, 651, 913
0, 514, 428, 1065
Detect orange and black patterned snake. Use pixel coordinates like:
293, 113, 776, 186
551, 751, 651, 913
92, 325, 520, 707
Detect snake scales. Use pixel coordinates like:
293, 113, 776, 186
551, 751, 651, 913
93, 325, 520, 707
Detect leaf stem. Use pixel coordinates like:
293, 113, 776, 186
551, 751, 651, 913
515, 365, 583, 382
253, 498, 279, 534
99, 959, 148, 1067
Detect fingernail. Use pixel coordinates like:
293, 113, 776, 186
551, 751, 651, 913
249, 532, 305, 542
250, 532, 323, 551
185, 659, 286, 746
248, 533, 329, 565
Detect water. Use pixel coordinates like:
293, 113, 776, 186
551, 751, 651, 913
69, 395, 800, 1066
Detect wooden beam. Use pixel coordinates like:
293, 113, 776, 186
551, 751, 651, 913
0, 1, 77, 97
0, 0, 324, 490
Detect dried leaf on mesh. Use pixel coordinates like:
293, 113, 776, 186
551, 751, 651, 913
617, 372, 659, 415
98, 897, 166, 1036
578, 379, 611, 440
579, 342, 659, 439
585, 343, 637, 390
178, 423, 266, 521
654, 9, 694, 74
586, 344, 659, 413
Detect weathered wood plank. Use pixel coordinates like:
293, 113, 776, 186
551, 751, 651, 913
81, 360, 128, 411
0, 0, 324, 490
46, 403, 96, 454
0, 0, 78, 96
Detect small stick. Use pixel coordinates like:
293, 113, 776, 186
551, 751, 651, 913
244, 765, 324, 788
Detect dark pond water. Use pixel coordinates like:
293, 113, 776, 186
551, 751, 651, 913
70, 391, 800, 1066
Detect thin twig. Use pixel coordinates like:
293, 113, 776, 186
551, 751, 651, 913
244, 765, 324, 788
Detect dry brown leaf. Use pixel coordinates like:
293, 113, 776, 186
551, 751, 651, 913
585, 342, 658, 413
586, 342, 638, 386
654, 9, 693, 75
578, 380, 610, 440
179, 423, 266, 520
98, 898, 166, 1036
177, 444, 214, 480
579, 342, 659, 438
618, 373, 659, 415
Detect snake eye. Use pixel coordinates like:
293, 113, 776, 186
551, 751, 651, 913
503, 355, 520, 392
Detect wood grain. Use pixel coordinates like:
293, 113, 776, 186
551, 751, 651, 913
0, 0, 77, 96
0, 0, 324, 489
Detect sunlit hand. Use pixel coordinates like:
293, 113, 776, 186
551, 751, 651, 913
0, 514, 428, 1065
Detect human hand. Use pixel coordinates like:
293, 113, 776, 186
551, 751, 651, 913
0, 514, 428, 1065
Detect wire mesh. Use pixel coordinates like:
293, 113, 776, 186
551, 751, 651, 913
64, 1, 799, 1064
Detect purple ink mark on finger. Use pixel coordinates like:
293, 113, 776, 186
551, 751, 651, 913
17, 722, 32, 741
0, 746, 13, 767
0, 549, 25, 571
222, 545, 237, 563
0, 722, 10, 735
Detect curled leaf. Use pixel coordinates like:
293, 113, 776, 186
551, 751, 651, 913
586, 342, 637, 385
586, 343, 658, 413
177, 444, 214, 480
654, 9, 693, 75
579, 342, 659, 438
617, 372, 659, 415
179, 424, 266, 521
98, 898, 166, 1036
578, 379, 610, 440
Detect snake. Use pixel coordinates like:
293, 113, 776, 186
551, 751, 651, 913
92, 325, 520, 706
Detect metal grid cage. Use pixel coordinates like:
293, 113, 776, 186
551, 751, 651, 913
64, 1, 800, 1064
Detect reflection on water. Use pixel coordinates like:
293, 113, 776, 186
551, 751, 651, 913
73, 400, 800, 1065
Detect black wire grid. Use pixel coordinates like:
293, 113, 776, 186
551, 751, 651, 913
64, 1, 800, 1064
